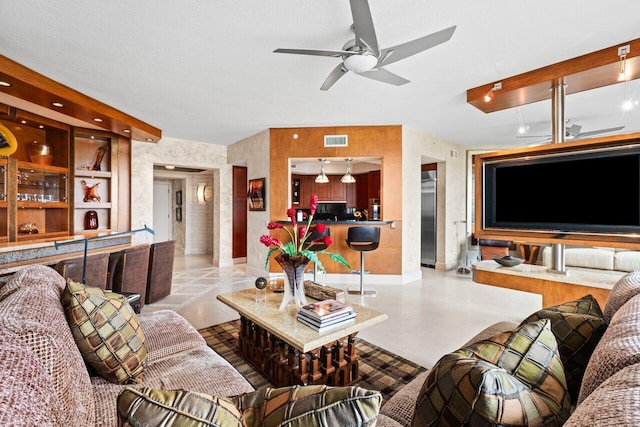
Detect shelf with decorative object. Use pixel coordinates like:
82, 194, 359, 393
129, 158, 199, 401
72, 129, 120, 234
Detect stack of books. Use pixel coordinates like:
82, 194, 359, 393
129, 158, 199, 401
297, 299, 357, 332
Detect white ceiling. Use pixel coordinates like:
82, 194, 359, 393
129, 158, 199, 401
1, 1, 640, 149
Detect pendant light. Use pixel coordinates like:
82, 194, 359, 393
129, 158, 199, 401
341, 158, 356, 183
315, 159, 329, 184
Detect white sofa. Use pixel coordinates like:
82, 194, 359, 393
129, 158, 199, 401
542, 246, 640, 273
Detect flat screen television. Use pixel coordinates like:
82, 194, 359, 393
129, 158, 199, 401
482, 145, 640, 236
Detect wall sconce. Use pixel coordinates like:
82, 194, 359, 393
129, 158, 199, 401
196, 183, 208, 204
341, 158, 356, 183
483, 82, 502, 103
315, 159, 329, 184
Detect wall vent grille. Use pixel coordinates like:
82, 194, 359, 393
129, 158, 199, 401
324, 135, 348, 147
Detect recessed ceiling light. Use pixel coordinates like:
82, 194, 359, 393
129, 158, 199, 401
51, 102, 64, 107
123, 129, 131, 133
93, 118, 103, 123
0, 81, 10, 87
165, 165, 175, 170
90, 136, 95, 139
38, 125, 44, 129
20, 120, 27, 124
145, 138, 153, 142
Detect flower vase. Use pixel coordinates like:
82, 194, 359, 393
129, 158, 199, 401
275, 254, 309, 311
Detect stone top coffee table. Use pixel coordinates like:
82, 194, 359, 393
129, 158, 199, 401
217, 287, 387, 387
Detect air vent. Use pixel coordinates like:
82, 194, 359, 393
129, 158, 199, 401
324, 135, 348, 147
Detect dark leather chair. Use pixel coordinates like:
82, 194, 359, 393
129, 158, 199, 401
54, 252, 109, 288
346, 226, 380, 296
145, 240, 176, 304
108, 244, 150, 307
306, 227, 330, 282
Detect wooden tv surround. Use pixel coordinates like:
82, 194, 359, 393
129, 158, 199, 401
471, 134, 640, 306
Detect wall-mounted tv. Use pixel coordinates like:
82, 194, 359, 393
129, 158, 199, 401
483, 145, 640, 236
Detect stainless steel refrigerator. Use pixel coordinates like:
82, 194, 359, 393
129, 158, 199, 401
421, 170, 437, 266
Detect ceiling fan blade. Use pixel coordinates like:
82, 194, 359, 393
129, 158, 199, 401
349, 0, 379, 56
320, 63, 349, 91
379, 25, 457, 66
575, 125, 625, 138
273, 48, 351, 58
358, 67, 410, 86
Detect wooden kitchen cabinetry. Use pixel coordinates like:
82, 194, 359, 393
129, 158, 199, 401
293, 173, 359, 208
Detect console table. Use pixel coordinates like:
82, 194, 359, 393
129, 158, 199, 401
217, 288, 387, 387
471, 260, 623, 308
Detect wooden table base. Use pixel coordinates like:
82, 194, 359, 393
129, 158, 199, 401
237, 316, 360, 387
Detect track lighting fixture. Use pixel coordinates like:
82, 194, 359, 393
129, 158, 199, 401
315, 159, 329, 184
617, 45, 630, 82
341, 158, 356, 184
483, 82, 502, 103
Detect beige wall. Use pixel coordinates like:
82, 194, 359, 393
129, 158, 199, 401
227, 130, 270, 273
402, 127, 467, 273
131, 137, 233, 267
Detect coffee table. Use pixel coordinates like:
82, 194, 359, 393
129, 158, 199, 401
217, 288, 387, 387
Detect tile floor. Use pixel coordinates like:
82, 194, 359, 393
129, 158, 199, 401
143, 254, 542, 369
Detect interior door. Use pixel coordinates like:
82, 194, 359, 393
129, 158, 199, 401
232, 166, 247, 258
153, 181, 171, 243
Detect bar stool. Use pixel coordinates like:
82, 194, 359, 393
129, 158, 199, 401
306, 227, 330, 282
54, 252, 109, 288
108, 244, 150, 308
346, 226, 380, 296
145, 240, 176, 304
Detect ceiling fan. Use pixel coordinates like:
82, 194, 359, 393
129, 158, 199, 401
517, 122, 625, 142
273, 0, 456, 91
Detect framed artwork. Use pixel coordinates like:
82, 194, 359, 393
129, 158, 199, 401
248, 178, 266, 211
176, 207, 182, 222
176, 190, 182, 206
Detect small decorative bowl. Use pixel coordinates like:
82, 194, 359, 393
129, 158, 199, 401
493, 255, 524, 267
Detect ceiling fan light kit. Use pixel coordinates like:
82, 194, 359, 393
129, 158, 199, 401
274, 0, 456, 90
343, 53, 378, 73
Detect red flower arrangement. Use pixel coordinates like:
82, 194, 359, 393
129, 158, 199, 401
260, 194, 350, 272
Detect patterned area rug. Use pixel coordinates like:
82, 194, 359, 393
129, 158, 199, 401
198, 319, 428, 402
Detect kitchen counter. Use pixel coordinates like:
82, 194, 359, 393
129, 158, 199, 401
268, 220, 401, 275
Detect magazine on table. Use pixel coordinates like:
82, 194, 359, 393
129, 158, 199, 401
299, 299, 353, 321
297, 314, 356, 333
297, 309, 357, 327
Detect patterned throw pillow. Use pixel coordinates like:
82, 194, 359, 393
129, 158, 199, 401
61, 280, 147, 384
118, 387, 243, 427
413, 319, 571, 427
520, 294, 607, 402
118, 385, 382, 427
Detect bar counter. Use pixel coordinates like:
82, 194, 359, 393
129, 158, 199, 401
0, 233, 135, 276
270, 220, 401, 275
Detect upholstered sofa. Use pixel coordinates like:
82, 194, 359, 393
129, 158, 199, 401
0, 264, 256, 426
375, 270, 640, 426
542, 245, 640, 273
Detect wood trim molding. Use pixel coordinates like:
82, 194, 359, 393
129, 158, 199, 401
0, 54, 161, 142
467, 38, 640, 113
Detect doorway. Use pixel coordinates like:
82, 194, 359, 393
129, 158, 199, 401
153, 181, 171, 243
232, 166, 247, 260
421, 164, 437, 267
